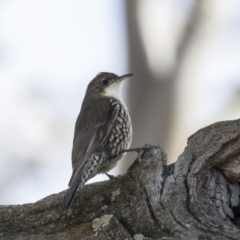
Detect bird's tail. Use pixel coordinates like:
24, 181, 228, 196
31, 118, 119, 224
63, 174, 83, 210
63, 152, 105, 210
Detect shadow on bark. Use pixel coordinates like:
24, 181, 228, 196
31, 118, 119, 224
1, 119, 240, 240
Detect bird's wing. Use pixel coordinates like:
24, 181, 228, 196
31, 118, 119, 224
68, 97, 119, 186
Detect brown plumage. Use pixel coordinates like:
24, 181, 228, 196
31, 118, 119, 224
63, 72, 133, 209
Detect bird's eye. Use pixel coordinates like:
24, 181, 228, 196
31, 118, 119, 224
102, 79, 109, 85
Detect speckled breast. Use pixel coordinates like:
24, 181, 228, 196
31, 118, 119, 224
104, 98, 132, 159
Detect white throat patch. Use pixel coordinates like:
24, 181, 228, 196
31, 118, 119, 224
103, 82, 123, 102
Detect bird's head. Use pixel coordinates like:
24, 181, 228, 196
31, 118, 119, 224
86, 72, 134, 99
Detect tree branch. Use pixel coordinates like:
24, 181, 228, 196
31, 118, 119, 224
1, 119, 240, 239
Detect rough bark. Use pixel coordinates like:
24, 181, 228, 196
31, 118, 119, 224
1, 119, 240, 240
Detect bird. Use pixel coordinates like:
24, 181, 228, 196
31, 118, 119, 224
63, 72, 133, 209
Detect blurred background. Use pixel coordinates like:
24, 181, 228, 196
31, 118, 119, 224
0, 0, 240, 204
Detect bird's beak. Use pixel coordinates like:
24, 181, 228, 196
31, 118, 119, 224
117, 73, 134, 82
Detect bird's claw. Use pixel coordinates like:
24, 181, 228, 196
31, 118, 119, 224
105, 173, 115, 180
120, 144, 156, 161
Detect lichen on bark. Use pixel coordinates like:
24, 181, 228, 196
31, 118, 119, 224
1, 119, 240, 240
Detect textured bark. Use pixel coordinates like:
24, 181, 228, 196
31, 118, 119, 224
1, 119, 240, 240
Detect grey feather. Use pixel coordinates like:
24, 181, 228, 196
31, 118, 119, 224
64, 72, 133, 209
69, 95, 119, 186
63, 152, 106, 209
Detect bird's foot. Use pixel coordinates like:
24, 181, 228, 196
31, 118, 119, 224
105, 173, 115, 180
120, 144, 154, 161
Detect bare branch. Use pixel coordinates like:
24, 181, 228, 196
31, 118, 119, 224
1, 119, 240, 239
